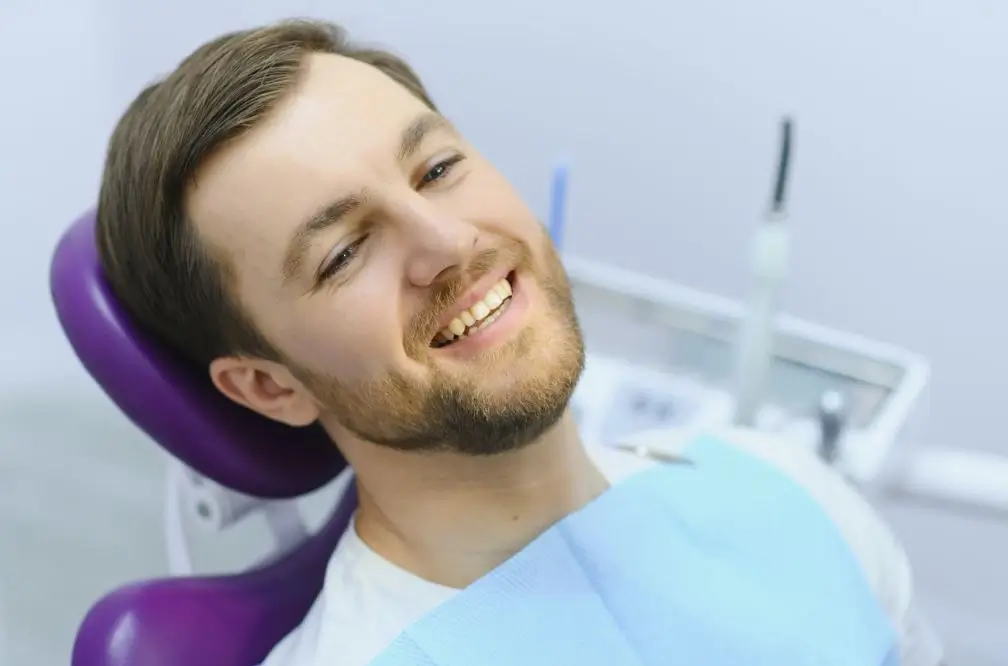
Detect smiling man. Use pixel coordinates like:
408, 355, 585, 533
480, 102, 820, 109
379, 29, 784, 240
96, 19, 943, 666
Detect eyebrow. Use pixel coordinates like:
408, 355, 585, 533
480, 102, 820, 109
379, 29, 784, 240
281, 111, 458, 284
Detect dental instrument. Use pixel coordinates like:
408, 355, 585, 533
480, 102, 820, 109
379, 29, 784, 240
548, 160, 570, 247
732, 117, 794, 427
816, 389, 847, 464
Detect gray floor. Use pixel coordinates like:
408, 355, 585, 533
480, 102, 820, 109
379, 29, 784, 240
1, 382, 1006, 665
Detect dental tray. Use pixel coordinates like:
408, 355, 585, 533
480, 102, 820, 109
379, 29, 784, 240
563, 255, 930, 483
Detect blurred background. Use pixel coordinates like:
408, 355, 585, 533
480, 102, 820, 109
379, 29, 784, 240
1, 0, 1006, 663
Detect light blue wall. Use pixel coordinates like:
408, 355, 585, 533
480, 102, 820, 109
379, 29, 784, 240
7, 0, 1008, 455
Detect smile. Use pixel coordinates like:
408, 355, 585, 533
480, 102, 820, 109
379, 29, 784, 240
432, 274, 514, 348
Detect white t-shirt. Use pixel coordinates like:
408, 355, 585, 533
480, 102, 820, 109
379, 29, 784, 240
260, 428, 944, 666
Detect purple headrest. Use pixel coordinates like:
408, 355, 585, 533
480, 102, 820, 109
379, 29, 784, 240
50, 209, 346, 498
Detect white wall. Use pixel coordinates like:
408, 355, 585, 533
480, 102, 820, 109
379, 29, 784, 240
6, 0, 1008, 453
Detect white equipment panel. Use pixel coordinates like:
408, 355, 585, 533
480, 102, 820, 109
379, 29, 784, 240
565, 256, 930, 484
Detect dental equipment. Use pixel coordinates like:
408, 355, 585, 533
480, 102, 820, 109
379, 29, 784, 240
544, 134, 924, 481
816, 389, 847, 464
548, 160, 569, 247
733, 117, 794, 427
540, 128, 1008, 516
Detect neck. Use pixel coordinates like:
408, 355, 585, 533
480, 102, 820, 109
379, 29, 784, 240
342, 411, 607, 588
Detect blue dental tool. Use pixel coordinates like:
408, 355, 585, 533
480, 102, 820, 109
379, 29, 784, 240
548, 160, 570, 248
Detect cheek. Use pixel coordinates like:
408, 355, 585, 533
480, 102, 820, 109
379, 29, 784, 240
283, 290, 407, 381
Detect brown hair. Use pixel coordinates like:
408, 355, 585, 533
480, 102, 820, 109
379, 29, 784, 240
96, 19, 437, 366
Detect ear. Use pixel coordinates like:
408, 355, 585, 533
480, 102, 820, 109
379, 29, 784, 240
209, 356, 320, 427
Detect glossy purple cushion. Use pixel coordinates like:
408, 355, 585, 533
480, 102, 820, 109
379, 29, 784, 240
51, 209, 354, 665
71, 485, 356, 666
50, 209, 346, 498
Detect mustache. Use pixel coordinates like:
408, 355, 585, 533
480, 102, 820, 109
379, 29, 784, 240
405, 240, 526, 347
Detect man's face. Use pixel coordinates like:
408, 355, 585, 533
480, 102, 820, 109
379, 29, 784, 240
189, 53, 584, 455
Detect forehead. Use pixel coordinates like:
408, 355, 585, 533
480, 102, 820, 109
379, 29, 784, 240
188, 52, 430, 269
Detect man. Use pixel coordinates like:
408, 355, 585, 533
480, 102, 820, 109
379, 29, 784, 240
96, 19, 943, 666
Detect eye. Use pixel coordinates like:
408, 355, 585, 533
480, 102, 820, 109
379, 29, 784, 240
318, 237, 366, 283
420, 155, 465, 187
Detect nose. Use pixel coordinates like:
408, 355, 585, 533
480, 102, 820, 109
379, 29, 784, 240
399, 201, 479, 287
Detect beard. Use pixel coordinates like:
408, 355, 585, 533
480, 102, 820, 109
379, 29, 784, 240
289, 231, 585, 456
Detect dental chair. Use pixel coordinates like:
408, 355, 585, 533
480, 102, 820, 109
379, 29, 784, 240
51, 210, 352, 666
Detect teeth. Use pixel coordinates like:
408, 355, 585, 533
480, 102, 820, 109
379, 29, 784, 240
437, 277, 513, 344
471, 302, 490, 320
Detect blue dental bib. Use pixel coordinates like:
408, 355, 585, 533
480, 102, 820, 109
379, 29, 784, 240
370, 435, 898, 665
